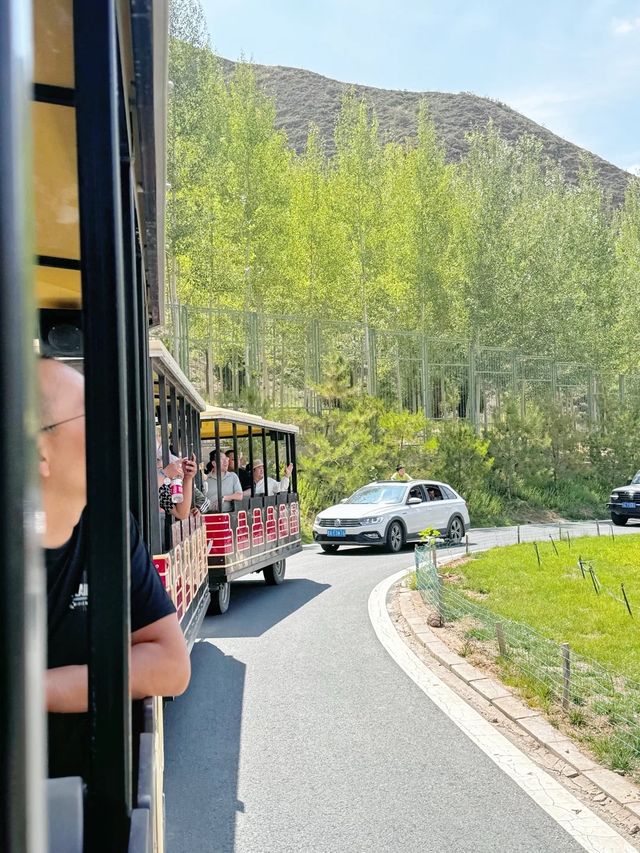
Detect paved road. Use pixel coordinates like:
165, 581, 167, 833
164, 521, 640, 853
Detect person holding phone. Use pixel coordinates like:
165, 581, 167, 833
157, 450, 197, 521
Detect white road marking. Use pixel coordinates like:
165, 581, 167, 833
368, 568, 637, 853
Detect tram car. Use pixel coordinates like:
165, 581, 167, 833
199, 407, 302, 613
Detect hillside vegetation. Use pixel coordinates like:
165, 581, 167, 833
219, 57, 631, 206
169, 1, 640, 374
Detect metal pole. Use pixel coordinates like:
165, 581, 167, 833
262, 428, 268, 489
248, 425, 255, 497
290, 433, 298, 494
158, 374, 170, 465
274, 431, 280, 481
169, 384, 178, 456
561, 643, 571, 711
74, 0, 132, 844
121, 158, 144, 529
1, 0, 47, 848
214, 420, 222, 513
232, 422, 239, 478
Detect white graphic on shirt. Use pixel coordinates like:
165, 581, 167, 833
70, 582, 88, 611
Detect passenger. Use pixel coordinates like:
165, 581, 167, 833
39, 358, 190, 780
156, 444, 197, 521
226, 448, 252, 490
206, 452, 244, 512
427, 487, 441, 501
248, 459, 293, 496
391, 465, 411, 482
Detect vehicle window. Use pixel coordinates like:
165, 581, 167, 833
348, 484, 407, 504
425, 484, 444, 501
632, 471, 640, 485
407, 485, 425, 502
442, 486, 457, 500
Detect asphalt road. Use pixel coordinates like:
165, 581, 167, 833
164, 520, 640, 853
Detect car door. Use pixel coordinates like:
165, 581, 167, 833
423, 483, 449, 532
404, 484, 429, 537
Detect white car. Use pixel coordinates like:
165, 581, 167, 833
313, 480, 470, 554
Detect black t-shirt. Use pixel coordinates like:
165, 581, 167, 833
238, 465, 252, 491
46, 509, 176, 779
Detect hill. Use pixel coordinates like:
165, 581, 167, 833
219, 58, 630, 205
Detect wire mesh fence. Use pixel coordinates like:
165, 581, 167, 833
160, 303, 640, 424
414, 544, 640, 779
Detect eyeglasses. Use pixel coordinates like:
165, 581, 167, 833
40, 414, 85, 433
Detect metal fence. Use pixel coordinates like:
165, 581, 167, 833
415, 545, 640, 779
160, 303, 640, 424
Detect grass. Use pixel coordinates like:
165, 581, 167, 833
415, 534, 640, 778
453, 534, 640, 678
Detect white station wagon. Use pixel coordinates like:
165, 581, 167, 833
313, 480, 471, 554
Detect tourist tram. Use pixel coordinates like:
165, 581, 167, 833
1, 1, 301, 851
200, 406, 301, 613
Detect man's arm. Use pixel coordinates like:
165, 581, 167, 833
228, 473, 243, 503
46, 613, 190, 712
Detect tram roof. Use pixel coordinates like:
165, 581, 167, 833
150, 339, 207, 411
200, 406, 300, 440
33, 0, 167, 326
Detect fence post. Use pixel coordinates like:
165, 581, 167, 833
496, 622, 507, 657
561, 643, 571, 711
435, 573, 444, 622
365, 325, 377, 397
468, 342, 478, 429
421, 335, 432, 420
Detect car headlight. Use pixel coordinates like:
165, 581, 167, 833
360, 516, 384, 525
610, 494, 619, 501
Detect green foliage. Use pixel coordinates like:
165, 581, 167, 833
419, 527, 441, 544
168, 0, 640, 369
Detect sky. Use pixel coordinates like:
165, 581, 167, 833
200, 0, 640, 174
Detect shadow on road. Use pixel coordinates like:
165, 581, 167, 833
164, 641, 245, 853
200, 577, 331, 639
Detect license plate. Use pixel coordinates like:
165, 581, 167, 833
621, 502, 636, 509
328, 528, 346, 537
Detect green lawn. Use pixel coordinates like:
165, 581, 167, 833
453, 534, 640, 679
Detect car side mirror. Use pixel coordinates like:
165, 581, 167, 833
340, 498, 348, 504
627, 478, 633, 486
408, 497, 422, 505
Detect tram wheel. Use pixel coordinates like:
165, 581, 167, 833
210, 581, 231, 615
264, 559, 286, 586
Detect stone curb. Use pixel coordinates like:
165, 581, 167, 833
396, 583, 640, 818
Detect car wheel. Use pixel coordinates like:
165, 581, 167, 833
385, 521, 405, 553
321, 544, 339, 554
264, 559, 286, 585
209, 581, 230, 615
611, 512, 628, 527
447, 515, 465, 544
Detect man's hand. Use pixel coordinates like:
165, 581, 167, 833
284, 463, 294, 478
163, 459, 183, 479
182, 453, 197, 481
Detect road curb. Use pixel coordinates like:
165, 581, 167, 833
395, 578, 640, 822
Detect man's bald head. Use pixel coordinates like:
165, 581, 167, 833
38, 358, 85, 428
37, 359, 87, 525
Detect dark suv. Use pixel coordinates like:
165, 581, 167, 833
608, 471, 640, 526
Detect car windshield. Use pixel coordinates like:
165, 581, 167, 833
348, 484, 406, 505
632, 471, 640, 485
